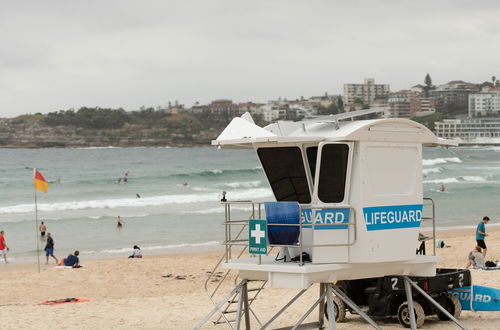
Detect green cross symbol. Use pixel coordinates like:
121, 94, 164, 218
249, 219, 267, 255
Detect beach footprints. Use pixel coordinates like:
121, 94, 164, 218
161, 273, 190, 280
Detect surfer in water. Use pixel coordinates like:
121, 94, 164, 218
439, 184, 445, 192
117, 216, 124, 228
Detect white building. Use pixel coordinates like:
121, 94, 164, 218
434, 117, 500, 144
343, 78, 390, 106
258, 104, 287, 122
469, 89, 500, 117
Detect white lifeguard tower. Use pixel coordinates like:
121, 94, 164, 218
197, 111, 464, 330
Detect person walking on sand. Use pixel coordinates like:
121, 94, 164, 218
39, 221, 47, 238
117, 216, 124, 228
44, 233, 58, 264
0, 230, 8, 264
476, 216, 490, 257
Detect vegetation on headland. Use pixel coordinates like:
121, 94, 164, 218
0, 107, 240, 148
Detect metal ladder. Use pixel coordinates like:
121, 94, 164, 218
203, 202, 271, 328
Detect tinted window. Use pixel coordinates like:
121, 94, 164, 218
257, 147, 311, 203
317, 144, 349, 203
306, 147, 318, 182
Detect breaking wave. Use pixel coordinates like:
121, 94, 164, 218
422, 157, 462, 166
0, 189, 273, 215
95, 241, 220, 254
422, 167, 442, 175
424, 176, 487, 184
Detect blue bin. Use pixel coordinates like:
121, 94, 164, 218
264, 202, 300, 245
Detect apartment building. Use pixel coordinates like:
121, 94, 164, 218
388, 90, 415, 118
387, 90, 437, 118
208, 99, 240, 116
343, 78, 390, 107
429, 80, 479, 111
469, 87, 500, 117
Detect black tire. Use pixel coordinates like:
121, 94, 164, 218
397, 301, 425, 328
437, 294, 461, 321
324, 296, 347, 323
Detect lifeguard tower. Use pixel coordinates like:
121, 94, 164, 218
197, 111, 464, 329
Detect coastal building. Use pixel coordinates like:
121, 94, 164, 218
343, 78, 390, 108
388, 91, 436, 118
388, 90, 416, 118
414, 97, 437, 117
410, 84, 426, 94
434, 117, 500, 144
307, 93, 340, 108
430, 80, 479, 111
469, 88, 500, 117
209, 99, 240, 116
258, 104, 288, 122
189, 104, 209, 114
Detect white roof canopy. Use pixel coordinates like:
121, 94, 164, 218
212, 112, 458, 148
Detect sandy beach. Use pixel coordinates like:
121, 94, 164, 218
0, 226, 499, 329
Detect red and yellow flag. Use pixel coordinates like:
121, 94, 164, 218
34, 169, 48, 193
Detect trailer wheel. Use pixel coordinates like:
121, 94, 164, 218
397, 301, 425, 328
437, 294, 461, 321
324, 296, 346, 323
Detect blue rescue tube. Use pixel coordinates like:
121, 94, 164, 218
264, 202, 300, 245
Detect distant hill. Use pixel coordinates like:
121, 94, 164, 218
0, 108, 231, 148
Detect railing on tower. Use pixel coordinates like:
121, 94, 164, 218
221, 201, 357, 264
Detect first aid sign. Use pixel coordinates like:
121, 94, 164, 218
249, 219, 267, 255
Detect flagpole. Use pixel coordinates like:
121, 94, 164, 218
34, 169, 41, 273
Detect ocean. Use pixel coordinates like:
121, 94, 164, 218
0, 146, 499, 263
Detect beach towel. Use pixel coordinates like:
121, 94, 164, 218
56, 265, 85, 269
39, 298, 89, 305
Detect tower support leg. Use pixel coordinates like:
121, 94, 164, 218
403, 276, 417, 330
330, 284, 382, 330
403, 276, 467, 330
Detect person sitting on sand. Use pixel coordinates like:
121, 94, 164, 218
59, 250, 81, 268
466, 246, 485, 269
128, 245, 142, 258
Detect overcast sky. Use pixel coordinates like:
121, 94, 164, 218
1, 0, 499, 117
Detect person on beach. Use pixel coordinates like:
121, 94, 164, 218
128, 245, 143, 258
59, 250, 80, 268
466, 246, 485, 269
117, 216, 124, 228
476, 216, 490, 257
44, 233, 59, 264
39, 221, 47, 238
0, 230, 8, 264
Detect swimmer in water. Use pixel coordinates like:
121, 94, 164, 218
117, 216, 124, 228
439, 184, 445, 192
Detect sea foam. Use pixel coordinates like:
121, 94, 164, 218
422, 157, 462, 166
422, 167, 442, 175
0, 188, 273, 215
96, 241, 220, 254
424, 176, 486, 184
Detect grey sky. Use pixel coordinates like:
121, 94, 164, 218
1, 0, 499, 117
